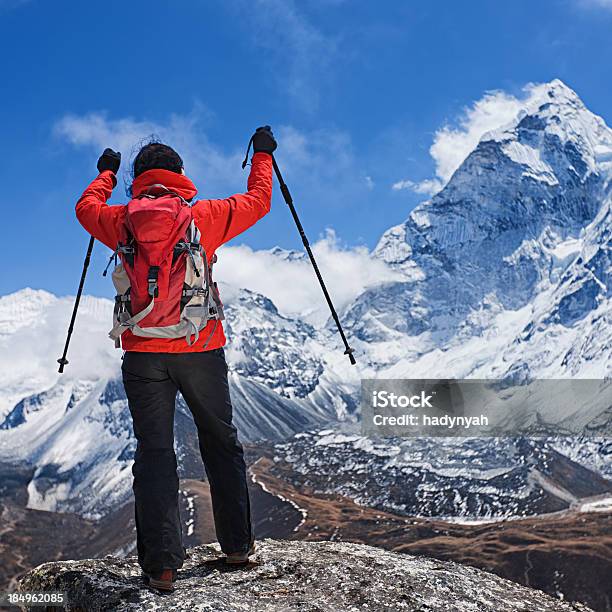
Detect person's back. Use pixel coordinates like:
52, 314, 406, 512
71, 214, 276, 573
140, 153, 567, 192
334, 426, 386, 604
75, 127, 277, 591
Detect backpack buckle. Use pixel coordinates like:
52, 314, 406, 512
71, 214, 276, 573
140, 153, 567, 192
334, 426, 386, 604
147, 266, 160, 297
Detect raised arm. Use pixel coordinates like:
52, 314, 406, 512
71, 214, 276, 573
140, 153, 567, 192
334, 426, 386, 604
192, 151, 274, 252
75, 149, 125, 250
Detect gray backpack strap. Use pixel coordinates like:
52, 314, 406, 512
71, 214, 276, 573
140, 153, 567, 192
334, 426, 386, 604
108, 297, 156, 343
208, 254, 224, 321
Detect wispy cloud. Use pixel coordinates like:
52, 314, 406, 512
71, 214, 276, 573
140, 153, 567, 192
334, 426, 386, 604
54, 107, 244, 197
272, 123, 383, 217
277, 124, 354, 187
578, 0, 612, 8
391, 178, 443, 196
228, 0, 339, 113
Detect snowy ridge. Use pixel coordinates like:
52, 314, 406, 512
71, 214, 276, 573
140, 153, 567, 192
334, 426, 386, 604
270, 429, 611, 520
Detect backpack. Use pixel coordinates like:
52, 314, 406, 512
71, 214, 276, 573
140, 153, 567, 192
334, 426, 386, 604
106, 184, 224, 348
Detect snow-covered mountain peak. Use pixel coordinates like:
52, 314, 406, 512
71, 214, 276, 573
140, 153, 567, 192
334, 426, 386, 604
512, 79, 585, 120
485, 80, 590, 139
536, 78, 583, 103
480, 79, 612, 184
376, 80, 612, 262
363, 81, 612, 378
267, 246, 307, 262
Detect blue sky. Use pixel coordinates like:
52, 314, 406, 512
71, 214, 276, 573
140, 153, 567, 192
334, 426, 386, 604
2, 0, 612, 297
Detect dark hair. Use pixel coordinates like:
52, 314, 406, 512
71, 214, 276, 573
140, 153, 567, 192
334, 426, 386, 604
133, 142, 183, 178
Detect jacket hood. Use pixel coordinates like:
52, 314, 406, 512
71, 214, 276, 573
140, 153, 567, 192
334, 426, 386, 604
131, 169, 198, 201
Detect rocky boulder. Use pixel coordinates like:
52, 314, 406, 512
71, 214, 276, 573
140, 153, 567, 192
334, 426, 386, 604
19, 539, 593, 611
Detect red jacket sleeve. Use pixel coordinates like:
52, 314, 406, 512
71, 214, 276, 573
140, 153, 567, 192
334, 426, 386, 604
192, 152, 273, 252
75, 171, 125, 250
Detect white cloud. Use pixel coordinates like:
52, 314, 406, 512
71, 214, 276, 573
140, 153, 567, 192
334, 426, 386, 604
429, 90, 528, 183
392, 178, 443, 196
216, 230, 402, 325
414, 179, 444, 195
392, 81, 562, 196
54, 108, 244, 197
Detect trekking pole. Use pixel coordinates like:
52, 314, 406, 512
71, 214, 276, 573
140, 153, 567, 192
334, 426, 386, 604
57, 235, 95, 373
271, 155, 356, 365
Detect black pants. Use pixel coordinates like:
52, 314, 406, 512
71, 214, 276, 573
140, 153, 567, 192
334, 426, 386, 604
121, 348, 252, 574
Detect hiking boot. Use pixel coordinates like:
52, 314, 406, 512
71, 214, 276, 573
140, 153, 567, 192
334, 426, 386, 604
225, 542, 256, 565
147, 568, 176, 592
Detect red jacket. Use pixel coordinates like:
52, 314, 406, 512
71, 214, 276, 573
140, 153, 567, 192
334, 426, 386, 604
75, 151, 273, 353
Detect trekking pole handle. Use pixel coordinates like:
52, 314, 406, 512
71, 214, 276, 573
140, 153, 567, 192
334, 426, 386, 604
57, 235, 95, 373
271, 155, 356, 366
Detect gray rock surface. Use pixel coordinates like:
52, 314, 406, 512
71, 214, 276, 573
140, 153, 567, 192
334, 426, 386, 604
19, 539, 593, 611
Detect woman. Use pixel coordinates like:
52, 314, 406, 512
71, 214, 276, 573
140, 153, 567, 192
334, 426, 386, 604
75, 126, 277, 591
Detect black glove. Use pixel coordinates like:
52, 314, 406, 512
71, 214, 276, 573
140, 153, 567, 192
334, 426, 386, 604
252, 125, 277, 154
97, 148, 121, 174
